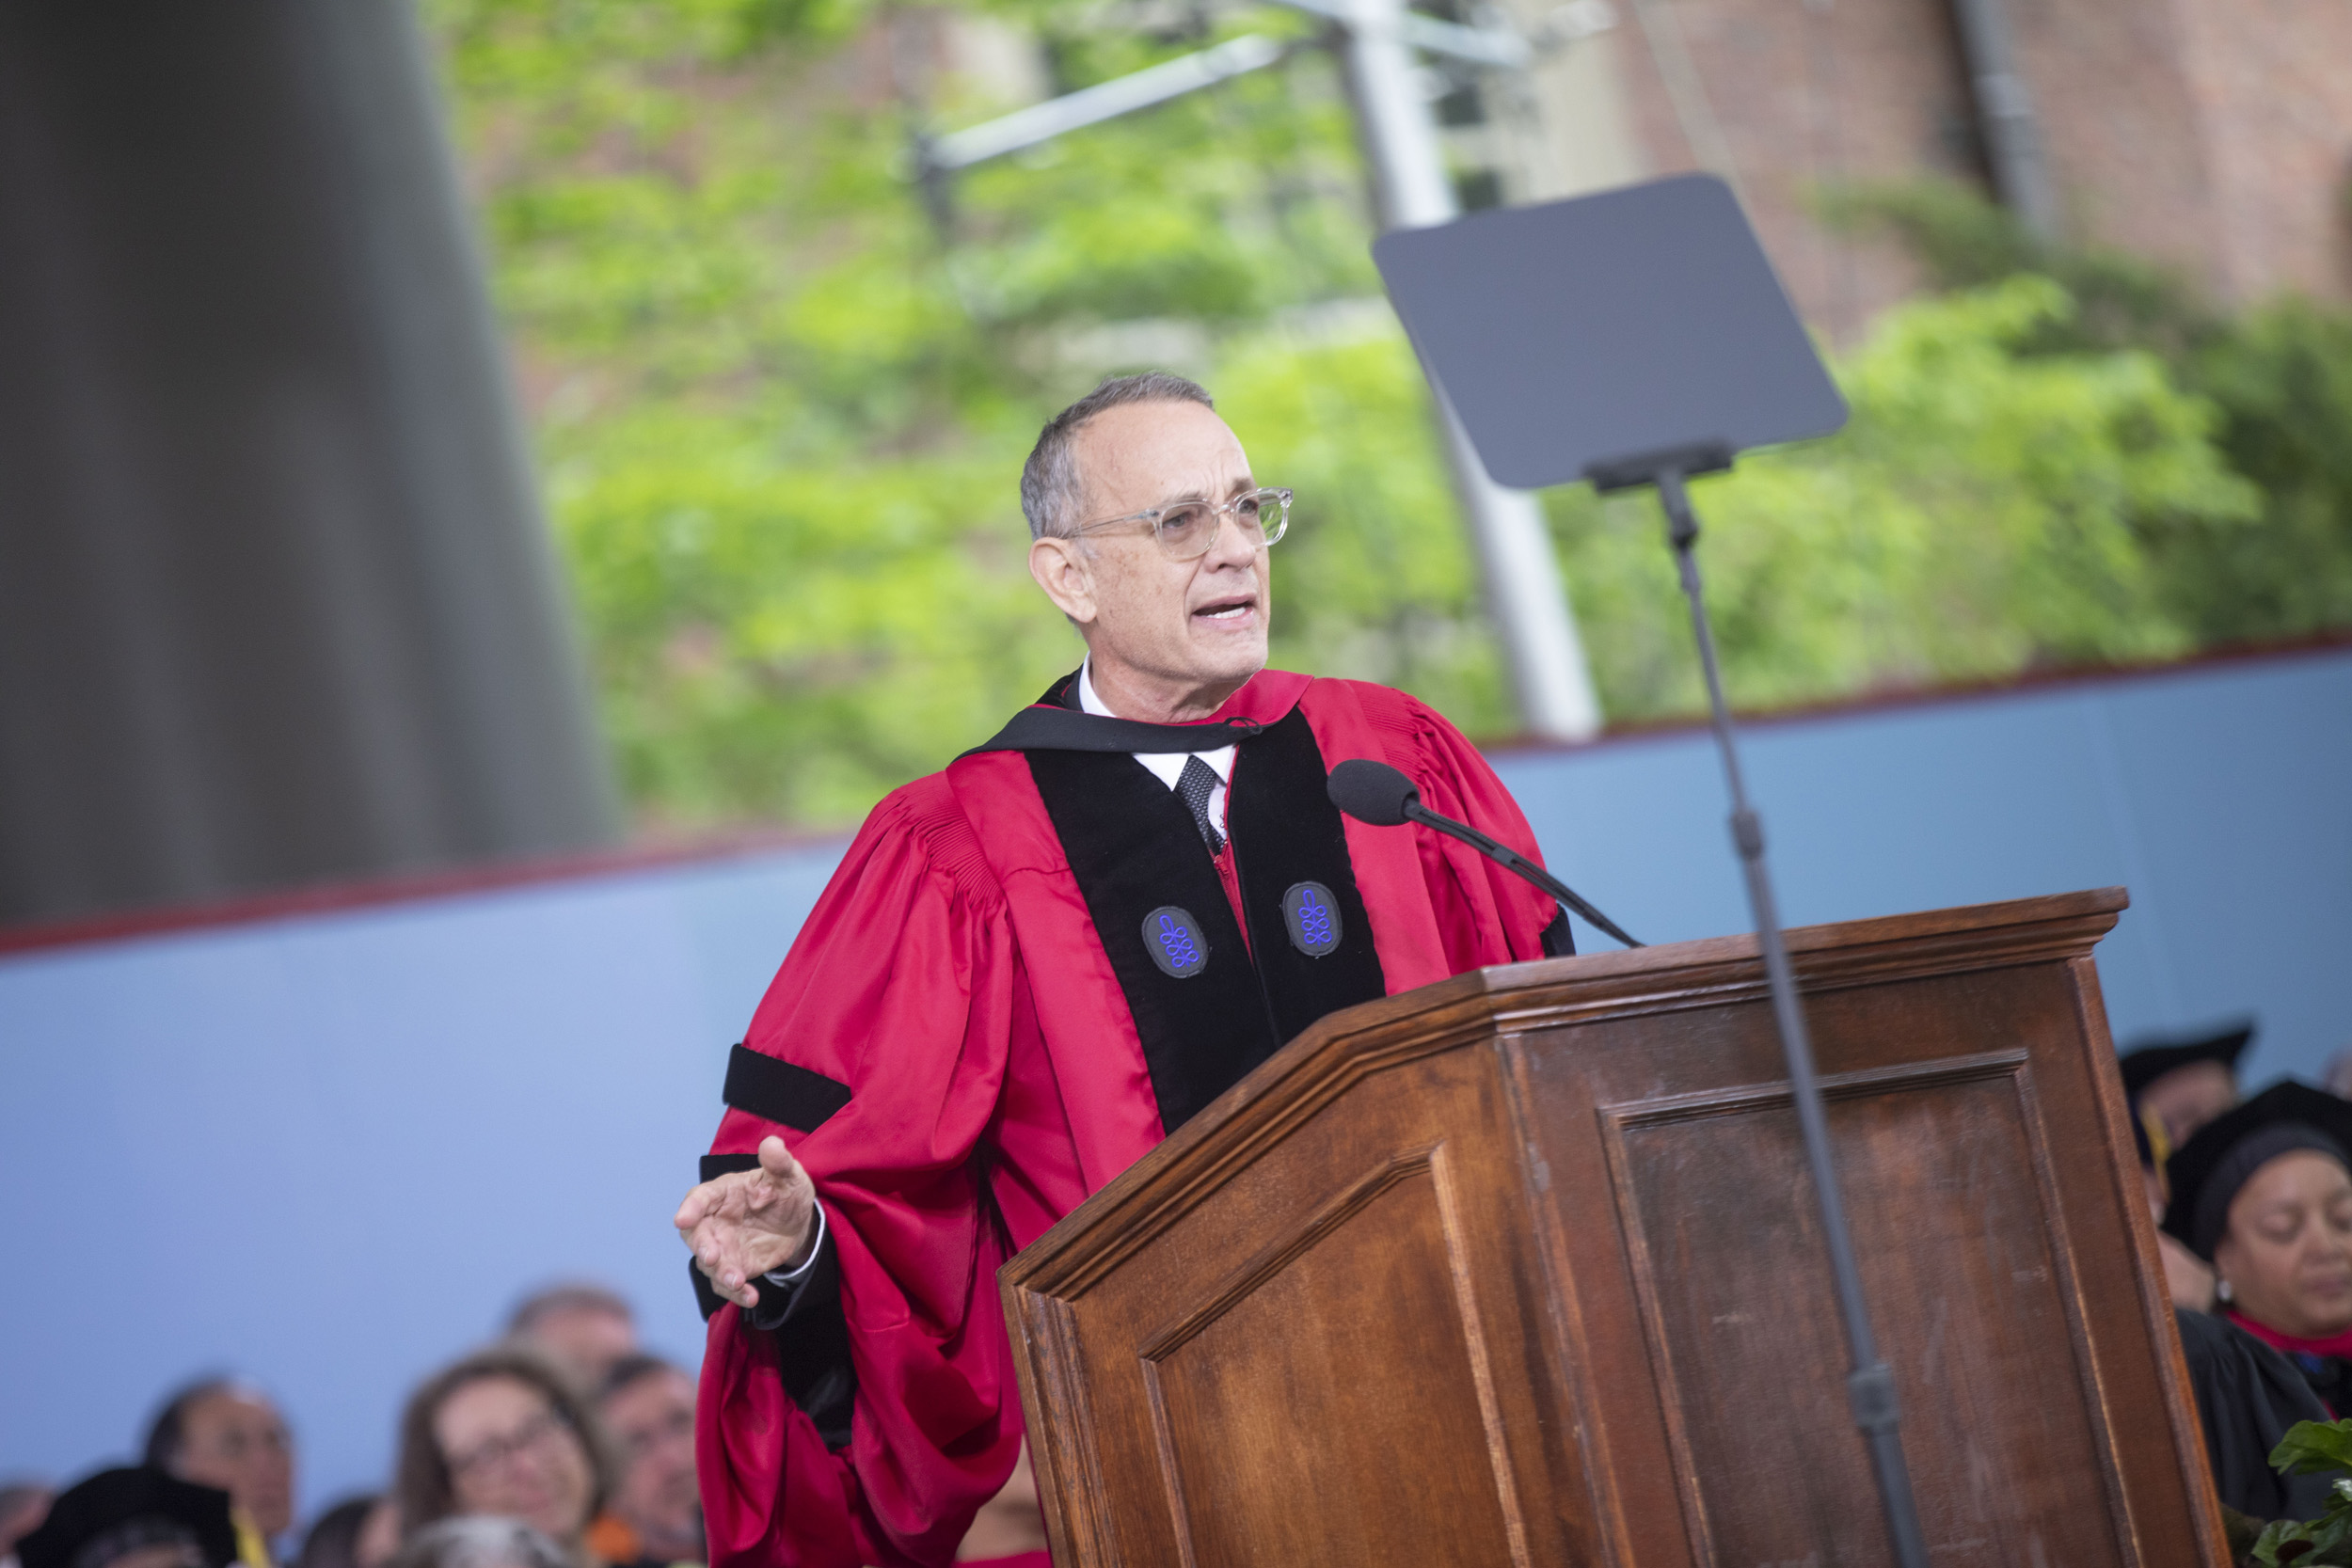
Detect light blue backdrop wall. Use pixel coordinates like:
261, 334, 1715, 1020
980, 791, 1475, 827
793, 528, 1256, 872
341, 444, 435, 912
2, 644, 2345, 1526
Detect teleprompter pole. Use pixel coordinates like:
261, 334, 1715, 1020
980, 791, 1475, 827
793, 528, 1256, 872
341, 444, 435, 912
1653, 465, 1931, 1568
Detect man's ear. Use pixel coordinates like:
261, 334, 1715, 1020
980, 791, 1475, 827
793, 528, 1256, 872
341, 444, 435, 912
1029, 534, 1100, 626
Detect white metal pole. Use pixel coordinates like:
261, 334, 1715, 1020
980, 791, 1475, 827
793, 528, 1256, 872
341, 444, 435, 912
1335, 0, 1603, 740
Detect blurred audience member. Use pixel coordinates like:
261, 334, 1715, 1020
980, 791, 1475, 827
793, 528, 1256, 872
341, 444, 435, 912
394, 1348, 613, 1568
2132, 1099, 2217, 1310
383, 1520, 566, 1568
2175, 1307, 2338, 1521
294, 1499, 397, 1568
2167, 1082, 2352, 1412
2122, 1022, 2252, 1150
16, 1468, 243, 1568
2324, 1049, 2352, 1101
593, 1360, 699, 1567
951, 1445, 1048, 1567
1, 1483, 54, 1568
352, 1509, 397, 1568
144, 1382, 295, 1554
506, 1288, 636, 1390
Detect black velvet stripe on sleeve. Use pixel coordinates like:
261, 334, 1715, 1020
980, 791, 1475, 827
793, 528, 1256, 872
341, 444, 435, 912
749, 1227, 855, 1451
1026, 749, 1281, 1133
684, 1150, 856, 1450
723, 1043, 851, 1133
1541, 907, 1576, 958
1223, 708, 1389, 1045
688, 1153, 762, 1322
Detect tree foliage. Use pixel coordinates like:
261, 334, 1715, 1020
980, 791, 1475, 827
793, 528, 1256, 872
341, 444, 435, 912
1551, 277, 2260, 714
428, 5, 2352, 832
1823, 179, 2352, 646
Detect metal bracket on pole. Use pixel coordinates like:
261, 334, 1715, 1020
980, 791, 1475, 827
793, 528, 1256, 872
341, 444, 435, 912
1269, 0, 1534, 67
922, 34, 1292, 171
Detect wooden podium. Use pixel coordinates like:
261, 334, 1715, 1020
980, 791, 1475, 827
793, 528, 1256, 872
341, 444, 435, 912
1001, 889, 2231, 1567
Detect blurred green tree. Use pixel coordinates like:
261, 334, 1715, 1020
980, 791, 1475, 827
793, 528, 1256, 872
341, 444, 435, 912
1550, 277, 2260, 715
433, 0, 1525, 830
429, 5, 2344, 833
1821, 179, 2352, 647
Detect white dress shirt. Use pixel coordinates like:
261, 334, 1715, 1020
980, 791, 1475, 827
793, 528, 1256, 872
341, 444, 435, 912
1078, 658, 1233, 837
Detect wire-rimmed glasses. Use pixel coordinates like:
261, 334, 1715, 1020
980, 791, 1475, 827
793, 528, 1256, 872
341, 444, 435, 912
1069, 486, 1292, 561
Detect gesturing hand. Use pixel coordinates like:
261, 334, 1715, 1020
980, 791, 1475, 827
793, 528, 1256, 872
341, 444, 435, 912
675, 1134, 819, 1309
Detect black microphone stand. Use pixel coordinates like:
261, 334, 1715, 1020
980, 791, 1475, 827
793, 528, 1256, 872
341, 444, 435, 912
1594, 448, 1931, 1568
1396, 797, 1643, 950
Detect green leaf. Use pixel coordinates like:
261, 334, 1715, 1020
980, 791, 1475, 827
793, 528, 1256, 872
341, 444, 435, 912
2273, 1421, 2352, 1477
2253, 1518, 2319, 1565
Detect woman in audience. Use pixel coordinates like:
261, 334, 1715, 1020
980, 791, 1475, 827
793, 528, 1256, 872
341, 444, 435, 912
2166, 1081, 2352, 1414
392, 1350, 613, 1568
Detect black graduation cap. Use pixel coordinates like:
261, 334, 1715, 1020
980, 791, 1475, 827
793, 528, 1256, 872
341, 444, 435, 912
14, 1468, 239, 1568
2161, 1082, 2352, 1261
2118, 1021, 2256, 1101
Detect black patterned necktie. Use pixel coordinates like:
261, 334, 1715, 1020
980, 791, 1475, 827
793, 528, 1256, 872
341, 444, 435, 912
1177, 754, 1225, 854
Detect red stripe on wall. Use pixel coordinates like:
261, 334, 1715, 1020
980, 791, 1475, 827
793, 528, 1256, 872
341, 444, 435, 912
5, 630, 2345, 957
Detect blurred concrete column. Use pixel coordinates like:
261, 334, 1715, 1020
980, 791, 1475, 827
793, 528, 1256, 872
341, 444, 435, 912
1493, 0, 1647, 200
1338, 0, 1605, 740
0, 0, 620, 927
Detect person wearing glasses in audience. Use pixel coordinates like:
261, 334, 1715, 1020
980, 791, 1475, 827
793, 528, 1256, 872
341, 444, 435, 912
674, 372, 1578, 1568
393, 1350, 614, 1568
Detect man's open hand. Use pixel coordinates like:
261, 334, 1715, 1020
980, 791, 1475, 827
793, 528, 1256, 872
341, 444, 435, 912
675, 1134, 818, 1309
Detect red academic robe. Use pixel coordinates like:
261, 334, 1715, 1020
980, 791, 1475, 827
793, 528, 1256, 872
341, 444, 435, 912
696, 669, 1563, 1568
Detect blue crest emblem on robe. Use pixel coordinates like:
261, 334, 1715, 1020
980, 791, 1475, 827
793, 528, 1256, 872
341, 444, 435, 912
1282, 880, 1343, 957
1141, 905, 1210, 978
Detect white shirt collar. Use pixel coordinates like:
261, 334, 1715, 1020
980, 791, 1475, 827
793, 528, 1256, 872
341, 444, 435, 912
1078, 659, 1235, 787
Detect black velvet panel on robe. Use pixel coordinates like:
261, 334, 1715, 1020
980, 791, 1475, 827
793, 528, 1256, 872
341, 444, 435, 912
1025, 746, 1280, 1132
1026, 705, 1388, 1134
1221, 707, 1389, 1047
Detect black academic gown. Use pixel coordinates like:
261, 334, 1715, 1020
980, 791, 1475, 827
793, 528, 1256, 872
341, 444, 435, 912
2176, 1307, 2338, 1523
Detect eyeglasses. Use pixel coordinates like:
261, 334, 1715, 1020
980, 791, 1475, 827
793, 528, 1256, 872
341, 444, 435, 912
446, 1408, 569, 1481
611, 1406, 695, 1462
1069, 486, 1292, 561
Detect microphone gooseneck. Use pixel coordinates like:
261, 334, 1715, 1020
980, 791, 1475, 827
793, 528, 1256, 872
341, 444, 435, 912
1326, 759, 1643, 950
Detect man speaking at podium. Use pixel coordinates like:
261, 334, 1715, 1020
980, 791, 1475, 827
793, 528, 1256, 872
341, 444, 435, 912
675, 372, 1572, 1568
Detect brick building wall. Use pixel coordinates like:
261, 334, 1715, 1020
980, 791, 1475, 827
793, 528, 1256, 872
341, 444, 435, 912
2163, 0, 2352, 302
1549, 0, 2352, 329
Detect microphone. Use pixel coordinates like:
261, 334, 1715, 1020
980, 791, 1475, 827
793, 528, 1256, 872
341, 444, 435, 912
1327, 758, 1643, 950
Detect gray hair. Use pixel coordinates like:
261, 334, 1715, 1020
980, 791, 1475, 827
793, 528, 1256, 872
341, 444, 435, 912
384, 1519, 569, 1568
1019, 372, 1215, 540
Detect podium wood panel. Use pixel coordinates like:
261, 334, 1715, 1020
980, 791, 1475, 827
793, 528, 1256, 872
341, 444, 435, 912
1002, 889, 2229, 1567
